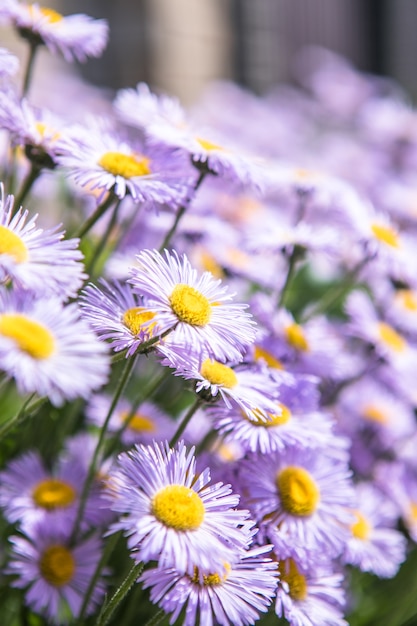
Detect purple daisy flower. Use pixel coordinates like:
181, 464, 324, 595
140, 544, 278, 626
0, 289, 109, 406
239, 446, 354, 557
275, 556, 348, 626
1, 1, 108, 62
105, 440, 252, 576
342, 482, 406, 578
6, 517, 107, 623
55, 120, 189, 205
85, 393, 176, 447
158, 346, 280, 419
128, 248, 257, 362
80, 279, 157, 356
0, 450, 104, 531
0, 188, 86, 298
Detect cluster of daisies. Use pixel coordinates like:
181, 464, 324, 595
0, 4, 417, 626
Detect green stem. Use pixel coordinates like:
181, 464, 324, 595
74, 192, 117, 240
86, 199, 121, 277
278, 244, 305, 309
159, 170, 207, 252
144, 608, 166, 626
70, 355, 138, 543
169, 397, 203, 448
106, 368, 171, 458
22, 41, 38, 97
96, 560, 144, 626
77, 531, 121, 624
13, 163, 41, 213
0, 395, 46, 441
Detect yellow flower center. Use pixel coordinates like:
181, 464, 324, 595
29, 5, 63, 23
0, 226, 28, 263
151, 484, 205, 531
408, 502, 417, 524
371, 223, 399, 248
169, 284, 211, 326
378, 322, 406, 352
196, 137, 224, 152
276, 466, 320, 516
0, 313, 55, 359
190, 563, 230, 586
279, 558, 308, 601
39, 545, 75, 587
351, 510, 372, 540
199, 249, 224, 279
123, 307, 156, 336
254, 345, 284, 370
362, 404, 388, 425
200, 359, 238, 388
285, 323, 309, 351
120, 410, 155, 433
396, 289, 417, 312
35, 121, 60, 143
249, 403, 291, 427
98, 152, 151, 178
32, 478, 76, 509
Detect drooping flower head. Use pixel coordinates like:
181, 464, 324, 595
1, 1, 108, 62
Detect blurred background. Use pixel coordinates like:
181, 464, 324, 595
2, 0, 417, 104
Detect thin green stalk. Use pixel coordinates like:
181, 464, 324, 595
169, 396, 203, 448
22, 41, 38, 97
13, 163, 41, 213
159, 170, 207, 252
106, 368, 171, 458
0, 395, 46, 441
86, 199, 121, 277
77, 531, 121, 624
277, 244, 305, 309
96, 560, 144, 626
144, 608, 166, 626
70, 355, 138, 543
74, 192, 117, 240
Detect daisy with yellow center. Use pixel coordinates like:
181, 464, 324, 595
0, 188, 85, 298
7, 519, 107, 622
106, 441, 252, 576
129, 248, 257, 362
8, 0, 109, 63
240, 447, 354, 556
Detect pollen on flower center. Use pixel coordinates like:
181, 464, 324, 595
396, 289, 417, 311
151, 484, 205, 531
39, 545, 75, 587
191, 563, 230, 586
285, 323, 309, 351
378, 321, 406, 352
371, 223, 399, 248
254, 345, 284, 370
280, 558, 308, 601
276, 466, 320, 516
362, 404, 388, 424
29, 5, 63, 23
196, 137, 223, 152
32, 478, 76, 509
121, 410, 155, 433
123, 307, 156, 336
351, 510, 372, 540
98, 152, 151, 178
200, 359, 238, 388
0, 313, 56, 359
0, 225, 28, 263
169, 283, 211, 326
